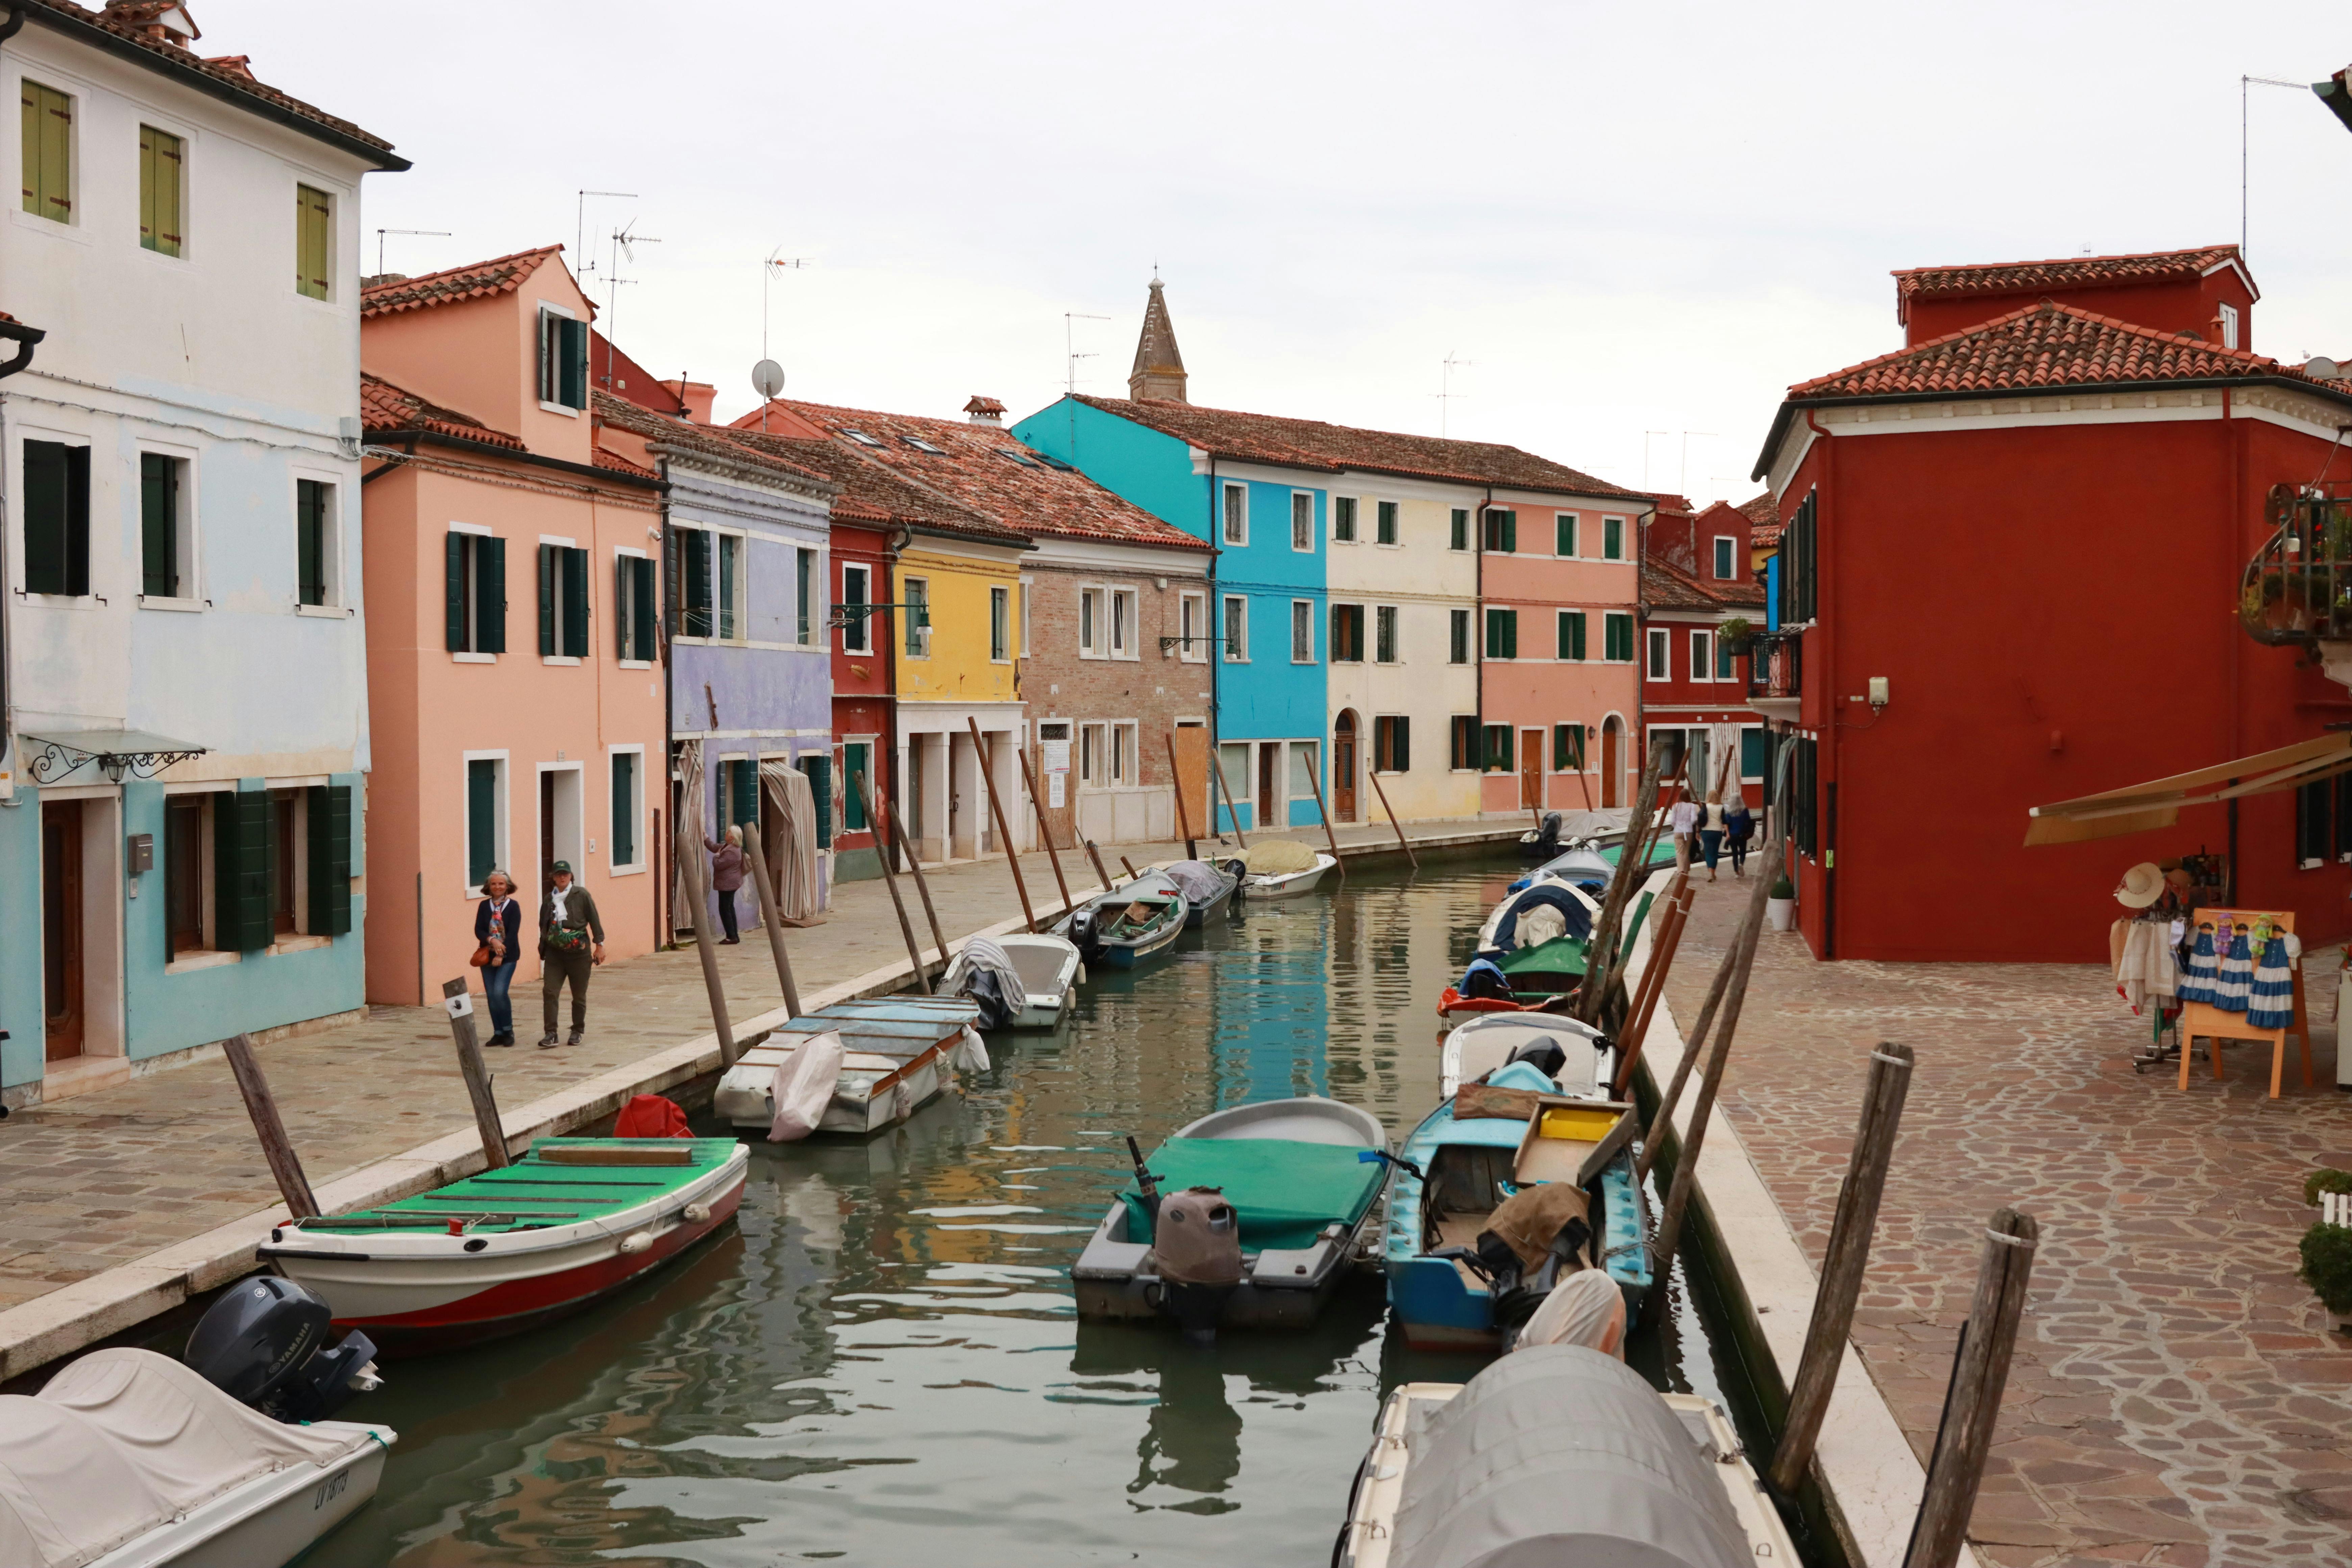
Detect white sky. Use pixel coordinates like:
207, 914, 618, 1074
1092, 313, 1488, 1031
236, 1, 2352, 505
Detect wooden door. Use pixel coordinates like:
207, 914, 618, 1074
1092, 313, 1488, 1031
1520, 729, 1543, 809
42, 800, 84, 1060
1333, 713, 1357, 822
1171, 725, 1209, 843
1258, 743, 1278, 832
1601, 721, 1621, 808
1033, 725, 1075, 850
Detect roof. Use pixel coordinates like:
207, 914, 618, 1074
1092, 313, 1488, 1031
359, 372, 523, 451
16, 1, 405, 170
593, 446, 658, 481
361, 248, 564, 319
1642, 556, 1763, 614
722, 422, 1022, 544
1736, 493, 1781, 547
758, 400, 1203, 552
593, 392, 830, 487
1893, 246, 2250, 320
1064, 393, 1644, 499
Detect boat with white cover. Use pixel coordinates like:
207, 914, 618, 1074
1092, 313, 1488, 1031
991, 933, 1082, 1028
1438, 1010, 1612, 1099
711, 996, 984, 1133
1336, 1345, 1800, 1568
1236, 838, 1337, 900
0, 1348, 393, 1568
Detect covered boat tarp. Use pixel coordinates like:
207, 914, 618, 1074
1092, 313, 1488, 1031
1119, 1138, 1383, 1251
1392, 1345, 1755, 1568
942, 937, 1027, 1030
0, 1348, 366, 1568
1457, 958, 1514, 1000
1489, 883, 1594, 953
1162, 860, 1232, 904
1241, 838, 1322, 875
1498, 937, 1588, 982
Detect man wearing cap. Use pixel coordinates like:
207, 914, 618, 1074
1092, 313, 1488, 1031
537, 861, 606, 1049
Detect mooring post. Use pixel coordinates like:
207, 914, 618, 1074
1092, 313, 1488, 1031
1166, 733, 1199, 860
1610, 879, 1692, 1099
1634, 910, 1744, 1184
219, 1031, 319, 1219
1769, 1041, 1915, 1495
1085, 838, 1116, 893
738, 822, 803, 1019
1578, 744, 1671, 1025
1120, 854, 1142, 882
1305, 755, 1348, 884
1367, 768, 1414, 869
886, 794, 951, 982
1211, 755, 1249, 848
674, 815, 740, 1069
852, 769, 932, 995
1902, 1208, 2039, 1568
971, 718, 1039, 932
441, 977, 511, 1170
1013, 744, 1077, 921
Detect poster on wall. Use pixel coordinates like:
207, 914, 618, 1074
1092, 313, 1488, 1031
1044, 737, 1070, 809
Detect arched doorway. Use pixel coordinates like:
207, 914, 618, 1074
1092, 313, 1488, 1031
1333, 710, 1359, 822
1600, 716, 1623, 808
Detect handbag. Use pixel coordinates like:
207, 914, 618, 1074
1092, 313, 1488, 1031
469, 943, 494, 968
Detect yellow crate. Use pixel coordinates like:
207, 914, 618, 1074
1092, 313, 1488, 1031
1535, 1105, 1620, 1142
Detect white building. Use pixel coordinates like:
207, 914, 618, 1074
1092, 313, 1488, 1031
0, 1, 405, 1104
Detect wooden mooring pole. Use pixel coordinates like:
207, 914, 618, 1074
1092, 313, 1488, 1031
886, 795, 952, 982
441, 977, 511, 1170
1167, 733, 1199, 861
1633, 909, 1743, 1185
1610, 878, 1691, 1099
1211, 755, 1249, 848
1120, 854, 1142, 882
219, 1031, 319, 1219
1768, 1041, 1915, 1495
972, 719, 1040, 933
1013, 745, 1077, 922
739, 822, 803, 1019
1901, 1208, 2039, 1568
1305, 756, 1348, 884
674, 815, 740, 1069
1085, 839, 1116, 892
1578, 743, 1670, 1025
1367, 768, 1414, 869
852, 769, 932, 995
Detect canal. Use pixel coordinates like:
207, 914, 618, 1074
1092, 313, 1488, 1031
319, 858, 1774, 1567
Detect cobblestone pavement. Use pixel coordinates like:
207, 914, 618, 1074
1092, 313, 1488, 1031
1658, 875, 2352, 1568
0, 819, 1488, 1317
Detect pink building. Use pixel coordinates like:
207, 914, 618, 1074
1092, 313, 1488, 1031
359, 248, 666, 1005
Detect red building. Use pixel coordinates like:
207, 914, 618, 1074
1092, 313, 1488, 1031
1750, 245, 2352, 962
1639, 496, 1767, 805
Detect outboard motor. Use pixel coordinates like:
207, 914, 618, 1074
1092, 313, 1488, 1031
186, 1276, 381, 1422
1148, 1186, 1243, 1346
1505, 1037, 1569, 1080
1067, 908, 1103, 964
1494, 1219, 1595, 1348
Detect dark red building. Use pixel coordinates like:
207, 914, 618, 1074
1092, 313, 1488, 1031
1639, 496, 1767, 805
1750, 246, 2352, 962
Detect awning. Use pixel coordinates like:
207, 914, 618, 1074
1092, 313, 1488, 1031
23, 730, 207, 786
2025, 732, 2352, 846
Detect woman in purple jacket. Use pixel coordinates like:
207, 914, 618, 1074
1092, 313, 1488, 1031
474, 870, 523, 1046
705, 824, 748, 944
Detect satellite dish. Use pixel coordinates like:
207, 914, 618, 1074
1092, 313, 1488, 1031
2305, 356, 2343, 381
751, 359, 786, 399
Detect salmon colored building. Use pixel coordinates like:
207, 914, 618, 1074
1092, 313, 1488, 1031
359, 247, 666, 1004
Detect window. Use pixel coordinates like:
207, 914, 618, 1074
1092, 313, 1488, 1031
1713, 536, 1736, 580
1690, 630, 1713, 683
1603, 612, 1635, 663
466, 757, 505, 891
20, 79, 71, 224
294, 184, 333, 300
1224, 595, 1249, 661
1450, 608, 1470, 665
716, 534, 747, 641
1375, 714, 1411, 773
1646, 627, 1670, 680
1080, 586, 1105, 655
23, 439, 90, 596
990, 584, 1010, 662
1450, 508, 1470, 551
996, 447, 1039, 468
1292, 491, 1314, 551
165, 793, 213, 954
537, 308, 588, 410
798, 548, 817, 645
267, 789, 305, 937
1792, 735, 1819, 860
1450, 715, 1480, 770
1294, 599, 1318, 663
2299, 778, 2332, 868
1334, 495, 1357, 542
841, 742, 872, 832
1222, 482, 1247, 545
1555, 513, 1578, 557
1715, 634, 1736, 682
903, 576, 931, 656
2220, 302, 2241, 351
720, 756, 762, 836
841, 428, 883, 447
1553, 724, 1585, 771
610, 751, 639, 868
1110, 588, 1136, 657
1483, 508, 1517, 553
1375, 605, 1399, 663
1376, 500, 1399, 546
140, 454, 188, 599
1741, 727, 1768, 782
1485, 607, 1518, 659
1329, 603, 1363, 662
615, 552, 657, 660
1179, 591, 1207, 662
801, 752, 835, 846
901, 435, 946, 455
841, 562, 871, 652
537, 542, 590, 659
139, 125, 183, 256
1603, 516, 1626, 560
445, 531, 508, 654
295, 479, 334, 606
1481, 724, 1514, 772
670, 528, 709, 637
1778, 491, 1818, 625
1558, 610, 1587, 661
1080, 722, 1102, 785
1110, 722, 1135, 784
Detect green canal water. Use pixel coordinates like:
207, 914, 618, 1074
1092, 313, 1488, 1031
315, 859, 1777, 1568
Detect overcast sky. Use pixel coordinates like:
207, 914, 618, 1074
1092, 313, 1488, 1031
237, 2, 2352, 505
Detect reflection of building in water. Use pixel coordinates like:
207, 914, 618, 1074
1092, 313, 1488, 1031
1212, 906, 1331, 1109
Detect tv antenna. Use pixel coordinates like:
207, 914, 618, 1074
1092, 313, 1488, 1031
574, 190, 635, 275
1677, 432, 1719, 498
373, 228, 448, 276
2241, 75, 2310, 260
1434, 351, 1474, 436
600, 220, 661, 392
763, 248, 810, 361
1065, 312, 1109, 393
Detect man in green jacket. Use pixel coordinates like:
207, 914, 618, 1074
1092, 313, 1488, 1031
537, 860, 607, 1049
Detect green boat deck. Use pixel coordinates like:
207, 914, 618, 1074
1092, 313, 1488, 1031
294, 1138, 739, 1235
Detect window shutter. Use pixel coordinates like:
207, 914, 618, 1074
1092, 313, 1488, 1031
683, 531, 713, 637
611, 752, 636, 867
560, 317, 588, 409
477, 536, 507, 653
730, 760, 759, 831
295, 185, 332, 299
138, 124, 157, 247
467, 760, 497, 886
215, 788, 273, 952
562, 546, 589, 658
538, 544, 556, 655
306, 783, 352, 935
800, 754, 833, 847
1394, 716, 1410, 774
615, 554, 632, 659
633, 557, 657, 661
663, 525, 682, 635
1503, 611, 1517, 659
1501, 512, 1517, 553
444, 533, 467, 650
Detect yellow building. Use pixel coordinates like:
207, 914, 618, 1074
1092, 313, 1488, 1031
891, 523, 1033, 861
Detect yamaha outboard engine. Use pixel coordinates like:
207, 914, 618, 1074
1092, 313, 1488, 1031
186, 1276, 381, 1422
1148, 1186, 1243, 1346
1068, 908, 1103, 964
1505, 1037, 1569, 1080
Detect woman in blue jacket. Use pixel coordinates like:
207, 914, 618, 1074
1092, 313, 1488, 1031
474, 869, 523, 1047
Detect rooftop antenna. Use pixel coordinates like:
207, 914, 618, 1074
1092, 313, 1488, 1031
1642, 431, 1668, 490
1064, 312, 1108, 393
373, 228, 448, 276
602, 220, 662, 392
752, 358, 786, 433
763, 248, 809, 362
1677, 432, 1719, 499
2241, 75, 2308, 260
574, 190, 635, 276
1434, 351, 1474, 437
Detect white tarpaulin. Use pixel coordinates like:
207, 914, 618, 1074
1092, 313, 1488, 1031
768, 1031, 845, 1143
760, 760, 825, 922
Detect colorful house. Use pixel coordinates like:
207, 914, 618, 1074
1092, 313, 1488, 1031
358, 248, 665, 1005
0, 3, 404, 1103
1638, 496, 1767, 802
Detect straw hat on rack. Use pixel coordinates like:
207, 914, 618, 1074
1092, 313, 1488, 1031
2114, 862, 2166, 909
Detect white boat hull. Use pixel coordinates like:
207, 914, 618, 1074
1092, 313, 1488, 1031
1244, 854, 1336, 900
713, 1044, 950, 1132
90, 1419, 391, 1568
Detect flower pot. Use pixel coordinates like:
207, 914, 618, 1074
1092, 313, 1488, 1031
1766, 897, 1796, 932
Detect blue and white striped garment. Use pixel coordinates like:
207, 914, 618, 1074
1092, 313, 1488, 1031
2210, 926, 2254, 1014
2178, 925, 2218, 1005
2246, 933, 2295, 1029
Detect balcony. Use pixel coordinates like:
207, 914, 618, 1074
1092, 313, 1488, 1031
2242, 481, 2352, 688
1746, 629, 1801, 724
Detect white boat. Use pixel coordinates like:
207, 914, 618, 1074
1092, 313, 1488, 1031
1336, 1346, 1801, 1568
993, 933, 1082, 1028
1438, 1011, 1612, 1099
1244, 851, 1337, 900
711, 996, 983, 1133
0, 1348, 393, 1568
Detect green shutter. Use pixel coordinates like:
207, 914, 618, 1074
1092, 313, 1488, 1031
445, 534, 468, 651
141, 454, 176, 597
682, 530, 712, 637
841, 746, 867, 832
1556, 514, 1574, 556
633, 557, 656, 661
727, 759, 759, 831
798, 548, 814, 645
1503, 611, 1518, 660
23, 80, 72, 222
477, 536, 507, 653
306, 783, 352, 936
467, 760, 497, 886
215, 788, 273, 952
24, 441, 89, 596
537, 544, 556, 655
615, 553, 632, 659
1503, 512, 1517, 553
1450, 509, 1468, 550
1393, 717, 1410, 775
562, 546, 589, 658
800, 754, 833, 847
611, 752, 636, 867
559, 317, 588, 409
663, 525, 682, 635
296, 481, 325, 606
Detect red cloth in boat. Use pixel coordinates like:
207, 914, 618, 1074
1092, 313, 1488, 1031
613, 1094, 692, 1138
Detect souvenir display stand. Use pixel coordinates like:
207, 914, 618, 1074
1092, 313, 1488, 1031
2177, 907, 2313, 1098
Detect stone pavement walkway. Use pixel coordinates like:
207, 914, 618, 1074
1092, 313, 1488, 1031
1657, 874, 2352, 1568
0, 817, 1498, 1320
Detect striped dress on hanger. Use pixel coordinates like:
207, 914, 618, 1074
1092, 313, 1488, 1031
2247, 932, 2295, 1029
2179, 924, 2218, 1005
2212, 925, 2254, 1014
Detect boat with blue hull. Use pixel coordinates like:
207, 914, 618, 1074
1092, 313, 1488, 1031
1052, 881, 1189, 970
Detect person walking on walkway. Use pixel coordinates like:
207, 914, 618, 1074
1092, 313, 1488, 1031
474, 870, 523, 1047
1698, 789, 1726, 883
705, 824, 747, 945
1724, 791, 1754, 878
537, 860, 606, 1049
1669, 791, 1699, 872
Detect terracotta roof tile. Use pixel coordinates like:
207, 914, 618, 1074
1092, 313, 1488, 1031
359, 372, 522, 451
593, 393, 830, 486
1643, 556, 1764, 612
722, 422, 1017, 542
593, 446, 657, 480
1892, 246, 2248, 312
361, 248, 564, 319
1064, 394, 1642, 498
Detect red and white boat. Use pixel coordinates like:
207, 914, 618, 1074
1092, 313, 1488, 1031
259, 1137, 748, 1354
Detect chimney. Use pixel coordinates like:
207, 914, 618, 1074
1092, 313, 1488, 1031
964, 395, 1006, 425
659, 378, 716, 423
204, 54, 255, 80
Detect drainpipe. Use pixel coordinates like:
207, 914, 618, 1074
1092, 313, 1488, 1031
2223, 389, 2240, 904
1206, 456, 1221, 830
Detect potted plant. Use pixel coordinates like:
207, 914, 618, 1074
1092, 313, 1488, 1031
1718, 616, 1756, 657
2304, 1168, 2352, 1209
1766, 872, 1796, 932
2300, 1220, 2352, 1331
